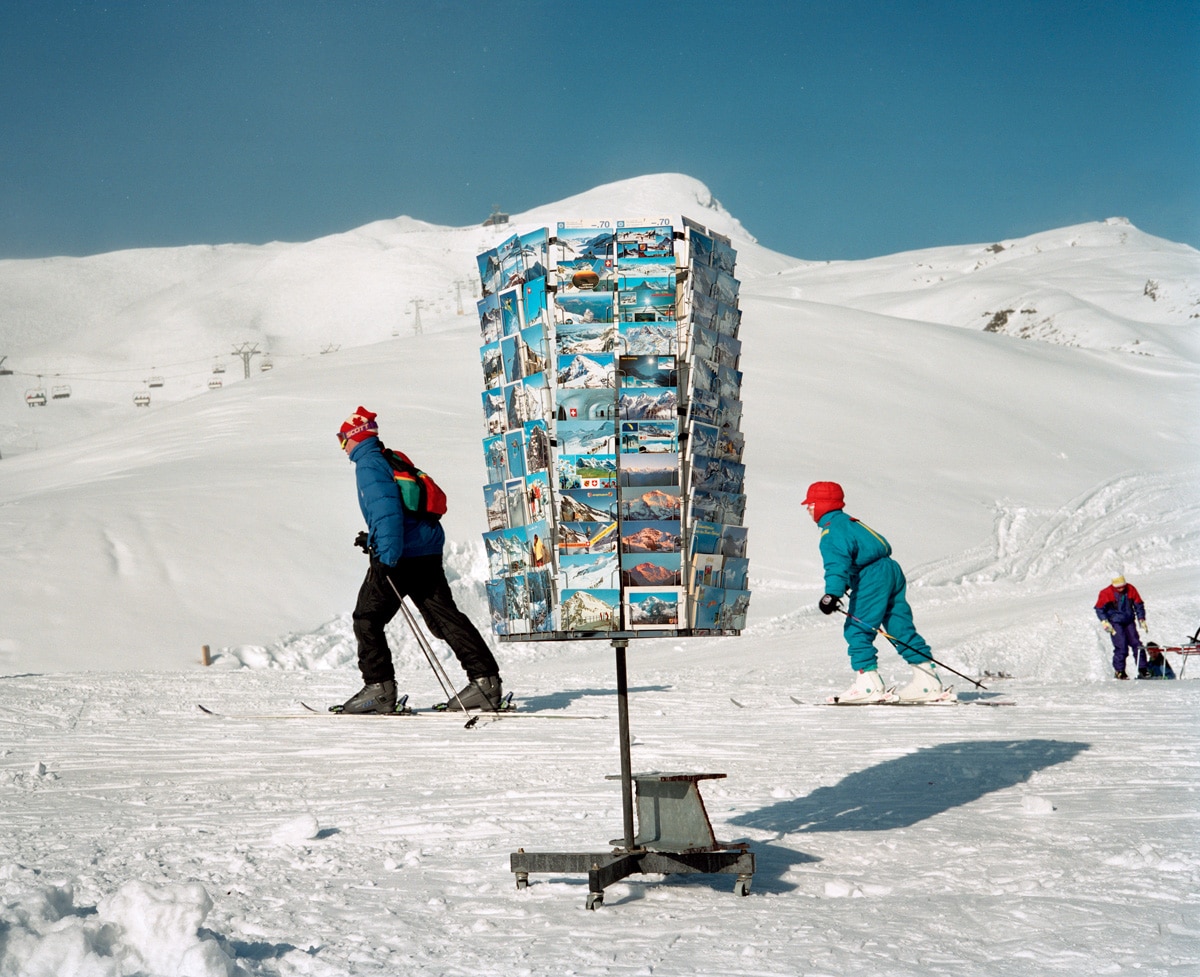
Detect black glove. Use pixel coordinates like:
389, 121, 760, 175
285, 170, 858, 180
819, 594, 841, 615
354, 531, 370, 554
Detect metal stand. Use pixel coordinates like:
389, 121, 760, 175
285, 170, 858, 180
509, 638, 754, 909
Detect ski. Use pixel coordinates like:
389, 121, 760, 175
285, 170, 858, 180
789, 691, 1015, 707
303, 694, 605, 721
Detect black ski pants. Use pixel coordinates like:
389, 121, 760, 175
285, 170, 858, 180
353, 554, 500, 685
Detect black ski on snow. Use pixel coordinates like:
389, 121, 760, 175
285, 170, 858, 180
789, 693, 1016, 708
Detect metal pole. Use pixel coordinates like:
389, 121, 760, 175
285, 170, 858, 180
614, 638, 635, 850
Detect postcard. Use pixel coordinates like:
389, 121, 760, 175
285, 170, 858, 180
690, 585, 724, 630
618, 452, 680, 487
689, 421, 719, 459
556, 318, 617, 356
680, 215, 707, 235
519, 227, 550, 282
620, 485, 682, 521
620, 519, 682, 554
525, 566, 556, 633
558, 552, 619, 592
619, 321, 677, 356
689, 553, 723, 592
716, 364, 742, 401
714, 269, 740, 306
618, 283, 675, 323
503, 431, 526, 483
713, 301, 741, 338
482, 433, 508, 484
526, 518, 552, 570
499, 286, 524, 336
715, 428, 745, 462
503, 574, 529, 634
557, 256, 615, 293
558, 520, 619, 555
690, 324, 719, 363
477, 292, 502, 343
723, 589, 751, 630
624, 587, 683, 630
476, 247, 501, 297
559, 587, 620, 632
500, 334, 524, 383
523, 472, 549, 525
691, 261, 718, 298
555, 291, 615, 327
524, 419, 551, 473
719, 525, 749, 559
555, 387, 619, 422
505, 476, 528, 528
519, 324, 550, 376
555, 453, 617, 490
619, 355, 677, 388
480, 339, 503, 389
690, 357, 718, 396
557, 351, 615, 389
555, 225, 615, 260
688, 387, 719, 426
482, 529, 508, 578
481, 387, 507, 436
690, 520, 723, 555
615, 224, 674, 259
557, 418, 617, 456
482, 481, 508, 532
522, 277, 548, 330
691, 454, 745, 496
723, 557, 750, 591
559, 486, 619, 523
690, 488, 746, 526
715, 395, 743, 432
485, 578, 508, 635
620, 553, 682, 588
690, 291, 717, 331
620, 419, 678, 454
618, 387, 677, 421
689, 229, 715, 267
616, 257, 676, 284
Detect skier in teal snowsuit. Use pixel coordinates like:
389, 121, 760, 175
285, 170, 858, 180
804, 481, 944, 702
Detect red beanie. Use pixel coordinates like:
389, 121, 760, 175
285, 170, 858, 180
802, 481, 845, 520
338, 406, 378, 446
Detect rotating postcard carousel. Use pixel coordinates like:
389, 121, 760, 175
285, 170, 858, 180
475, 218, 749, 640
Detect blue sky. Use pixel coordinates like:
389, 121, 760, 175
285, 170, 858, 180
1, 0, 1196, 261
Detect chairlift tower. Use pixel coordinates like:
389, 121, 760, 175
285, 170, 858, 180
231, 342, 261, 379
0, 356, 12, 376
411, 299, 426, 335
453, 280, 472, 315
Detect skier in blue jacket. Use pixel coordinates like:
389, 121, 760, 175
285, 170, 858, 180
803, 481, 947, 703
337, 407, 502, 714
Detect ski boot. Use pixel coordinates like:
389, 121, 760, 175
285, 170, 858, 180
442, 675, 503, 711
335, 680, 398, 714
829, 669, 889, 704
1113, 670, 1129, 680
897, 661, 946, 702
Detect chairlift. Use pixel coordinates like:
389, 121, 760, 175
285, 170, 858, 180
260, 357, 273, 372
147, 376, 165, 388
52, 384, 72, 400
208, 377, 223, 390
25, 388, 47, 407
212, 360, 226, 374
133, 392, 151, 408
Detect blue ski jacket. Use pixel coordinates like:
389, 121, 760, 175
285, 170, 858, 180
349, 438, 444, 566
816, 509, 893, 596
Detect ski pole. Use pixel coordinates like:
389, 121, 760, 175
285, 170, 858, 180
382, 575, 482, 727
832, 601, 987, 690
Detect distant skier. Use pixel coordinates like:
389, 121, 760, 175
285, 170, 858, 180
337, 407, 504, 713
1094, 575, 1148, 679
1141, 643, 1176, 680
803, 481, 946, 703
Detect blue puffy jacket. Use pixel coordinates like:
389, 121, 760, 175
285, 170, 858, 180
350, 438, 444, 566
817, 509, 892, 596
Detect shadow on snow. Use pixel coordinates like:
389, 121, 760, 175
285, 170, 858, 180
729, 738, 1089, 834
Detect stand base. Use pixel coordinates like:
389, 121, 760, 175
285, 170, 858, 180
510, 846, 755, 909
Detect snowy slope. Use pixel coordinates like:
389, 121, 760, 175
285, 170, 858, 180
1, 174, 1199, 976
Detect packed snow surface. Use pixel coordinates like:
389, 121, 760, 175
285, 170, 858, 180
1, 174, 1198, 974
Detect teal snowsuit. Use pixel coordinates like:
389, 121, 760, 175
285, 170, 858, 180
817, 509, 931, 672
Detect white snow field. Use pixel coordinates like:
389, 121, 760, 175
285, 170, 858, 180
1, 174, 1198, 975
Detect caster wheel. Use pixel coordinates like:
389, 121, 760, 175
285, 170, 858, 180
586, 892, 604, 910
734, 877, 751, 897
514, 873, 529, 891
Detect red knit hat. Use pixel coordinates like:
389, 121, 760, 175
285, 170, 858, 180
802, 481, 845, 520
338, 407, 378, 447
